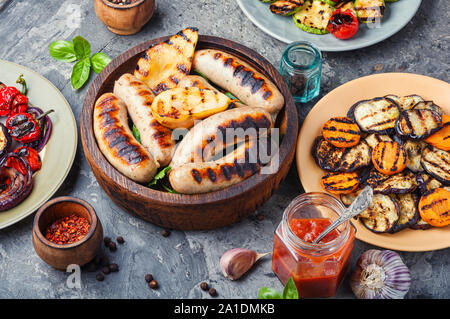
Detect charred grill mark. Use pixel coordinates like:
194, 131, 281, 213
224, 58, 233, 67
177, 30, 191, 43
177, 63, 189, 74
214, 52, 222, 60
153, 83, 169, 95
221, 165, 232, 180
191, 169, 202, 184
420, 197, 448, 211
169, 76, 179, 85
207, 168, 217, 182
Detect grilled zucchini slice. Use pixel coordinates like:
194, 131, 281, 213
396, 109, 442, 140
348, 97, 400, 134
270, 1, 302, 16
416, 173, 443, 194
321, 172, 360, 195
403, 140, 426, 173
313, 137, 371, 172
366, 169, 418, 194
389, 193, 419, 233
412, 101, 444, 116
354, 0, 385, 23
293, 1, 334, 35
364, 133, 392, 149
359, 194, 400, 233
421, 145, 450, 185
336, 0, 356, 13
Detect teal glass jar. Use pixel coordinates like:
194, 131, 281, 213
280, 41, 322, 103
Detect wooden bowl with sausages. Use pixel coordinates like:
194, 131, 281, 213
81, 29, 298, 230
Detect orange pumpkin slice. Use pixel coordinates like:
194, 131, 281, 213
322, 117, 361, 148
372, 141, 408, 175
425, 114, 450, 151
419, 188, 450, 227
321, 172, 360, 195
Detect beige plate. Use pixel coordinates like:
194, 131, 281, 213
297, 73, 450, 252
0, 60, 77, 229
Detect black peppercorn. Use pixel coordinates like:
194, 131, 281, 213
200, 282, 209, 291
209, 288, 217, 297
145, 274, 153, 283
108, 241, 117, 252
161, 229, 170, 237
96, 273, 105, 282
109, 263, 119, 272
104, 237, 112, 246
102, 266, 111, 275
149, 280, 158, 289
117, 236, 125, 244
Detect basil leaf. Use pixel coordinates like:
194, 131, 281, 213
49, 40, 77, 62
148, 166, 172, 187
162, 184, 178, 194
258, 287, 283, 299
91, 52, 112, 74
132, 124, 141, 143
282, 278, 299, 299
73, 36, 91, 60
71, 58, 91, 90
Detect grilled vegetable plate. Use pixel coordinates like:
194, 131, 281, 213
313, 137, 371, 172
293, 0, 334, 35
420, 145, 450, 185
371, 141, 408, 175
348, 97, 400, 134
396, 109, 442, 140
359, 194, 400, 233
403, 140, 426, 173
416, 173, 443, 194
366, 169, 417, 194
135, 27, 199, 95
418, 188, 450, 227
354, 0, 385, 24
389, 193, 419, 233
321, 171, 360, 194
412, 100, 444, 115
322, 116, 361, 148
364, 133, 392, 149
425, 114, 450, 151
151, 87, 231, 129
270, 1, 303, 16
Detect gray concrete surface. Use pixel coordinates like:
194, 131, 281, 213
0, 0, 449, 299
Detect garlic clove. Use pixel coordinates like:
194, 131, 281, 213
220, 248, 270, 281
350, 249, 411, 299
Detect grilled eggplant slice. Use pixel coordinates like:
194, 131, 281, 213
366, 169, 418, 194
403, 140, 426, 173
410, 215, 433, 230
416, 173, 443, 194
365, 133, 392, 149
371, 141, 408, 175
389, 193, 419, 233
396, 109, 442, 140
412, 101, 444, 116
322, 117, 361, 148
313, 137, 371, 172
396, 94, 425, 111
354, 0, 385, 24
270, 1, 302, 15
321, 172, 360, 195
359, 194, 400, 233
420, 145, 450, 185
293, 0, 334, 35
348, 97, 400, 134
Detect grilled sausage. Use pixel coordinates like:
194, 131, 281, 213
192, 49, 284, 115
93, 93, 159, 183
170, 106, 273, 168
169, 139, 262, 194
113, 74, 176, 167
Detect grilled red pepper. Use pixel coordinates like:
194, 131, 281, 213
11, 94, 28, 115
5, 112, 41, 144
13, 146, 41, 173
327, 9, 359, 40
0, 86, 20, 117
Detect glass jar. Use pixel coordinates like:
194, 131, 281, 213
279, 41, 322, 103
272, 193, 356, 298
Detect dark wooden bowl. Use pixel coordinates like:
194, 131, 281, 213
32, 197, 103, 270
81, 35, 298, 230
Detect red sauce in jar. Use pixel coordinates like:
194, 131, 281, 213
289, 218, 339, 243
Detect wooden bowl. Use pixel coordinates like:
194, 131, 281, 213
93, 0, 155, 35
81, 35, 298, 230
32, 197, 103, 270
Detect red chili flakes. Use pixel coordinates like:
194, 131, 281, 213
45, 214, 90, 245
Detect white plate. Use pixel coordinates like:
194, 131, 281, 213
0, 60, 77, 229
237, 0, 422, 52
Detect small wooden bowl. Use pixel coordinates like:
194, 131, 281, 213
93, 0, 155, 35
81, 35, 298, 230
32, 197, 103, 270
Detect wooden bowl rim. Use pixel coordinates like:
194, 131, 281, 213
81, 34, 298, 206
33, 196, 99, 250
100, 0, 147, 10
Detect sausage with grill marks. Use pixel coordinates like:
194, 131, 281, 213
192, 49, 284, 115
94, 93, 159, 183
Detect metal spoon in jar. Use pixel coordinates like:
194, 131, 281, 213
312, 186, 373, 244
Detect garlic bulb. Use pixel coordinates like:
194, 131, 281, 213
350, 249, 411, 299
220, 248, 270, 280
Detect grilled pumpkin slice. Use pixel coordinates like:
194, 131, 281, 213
151, 87, 231, 129
420, 145, 450, 185
348, 97, 400, 134
354, 0, 385, 24
135, 28, 199, 95
425, 114, 450, 151
418, 188, 450, 227
396, 109, 442, 140
270, 1, 303, 15
364, 133, 392, 149
321, 172, 360, 195
313, 137, 371, 172
293, 0, 334, 35
416, 173, 443, 194
359, 194, 400, 233
412, 101, 444, 115
403, 140, 426, 173
366, 169, 417, 194
372, 141, 408, 175
389, 193, 419, 233
322, 117, 361, 148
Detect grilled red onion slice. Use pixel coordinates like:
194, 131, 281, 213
26, 106, 53, 152
0, 153, 33, 212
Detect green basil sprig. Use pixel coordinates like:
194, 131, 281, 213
258, 278, 299, 299
49, 36, 112, 90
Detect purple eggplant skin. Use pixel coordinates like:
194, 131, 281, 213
388, 193, 419, 234
0, 123, 12, 159
395, 109, 442, 140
